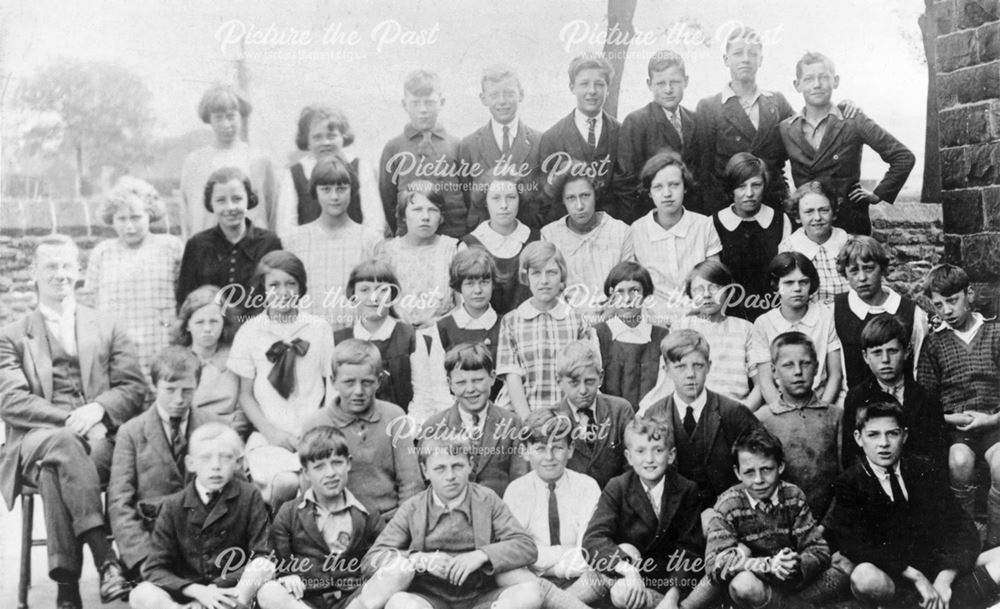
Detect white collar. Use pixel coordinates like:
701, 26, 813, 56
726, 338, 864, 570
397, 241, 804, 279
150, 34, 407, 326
452, 306, 498, 330
847, 288, 901, 319
744, 487, 781, 510
644, 209, 695, 241
155, 404, 189, 427
866, 457, 901, 480
722, 84, 770, 103
471, 221, 531, 251
661, 105, 681, 121
299, 487, 368, 514
518, 298, 571, 321
876, 378, 905, 395
491, 118, 519, 144
574, 108, 603, 135
935, 312, 986, 334
354, 317, 397, 341
795, 104, 844, 125
431, 487, 469, 511
194, 479, 221, 505
458, 406, 488, 429
38, 299, 76, 322
532, 470, 568, 490
606, 316, 652, 343
776, 303, 822, 329
643, 476, 666, 506
560, 210, 610, 237
786, 227, 849, 259
673, 389, 708, 420
716, 204, 775, 232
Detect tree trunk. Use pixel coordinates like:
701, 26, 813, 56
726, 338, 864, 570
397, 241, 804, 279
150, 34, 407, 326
74, 142, 83, 199
920, 1, 941, 202
602, 0, 638, 120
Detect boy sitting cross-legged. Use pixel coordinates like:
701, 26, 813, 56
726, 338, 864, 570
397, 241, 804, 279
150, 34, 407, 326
256, 426, 386, 609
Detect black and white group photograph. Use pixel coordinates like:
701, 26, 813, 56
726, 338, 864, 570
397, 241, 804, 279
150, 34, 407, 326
2, 1, 1000, 608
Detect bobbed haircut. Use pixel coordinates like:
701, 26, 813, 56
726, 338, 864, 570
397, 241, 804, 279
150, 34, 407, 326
395, 186, 445, 237
251, 250, 308, 299
624, 415, 674, 452
640, 150, 695, 195
836, 236, 890, 277
604, 261, 655, 298
295, 104, 355, 151
171, 284, 238, 347
150, 345, 202, 386
861, 313, 909, 350
923, 263, 971, 299
331, 338, 383, 377
788, 180, 838, 217
449, 247, 497, 292
444, 341, 495, 376
308, 154, 355, 200
568, 53, 614, 86
722, 152, 770, 195
203, 166, 258, 213
298, 425, 351, 467
346, 258, 400, 299
731, 427, 784, 468
795, 51, 837, 80
197, 84, 252, 123
660, 328, 711, 363
684, 259, 734, 298
767, 252, 820, 296
647, 50, 687, 79
854, 399, 907, 432
769, 330, 818, 365
518, 241, 567, 286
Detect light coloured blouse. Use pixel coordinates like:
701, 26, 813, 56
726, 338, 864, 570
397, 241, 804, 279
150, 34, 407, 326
379, 235, 458, 328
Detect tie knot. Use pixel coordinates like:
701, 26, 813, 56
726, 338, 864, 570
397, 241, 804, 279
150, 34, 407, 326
548, 481, 557, 492
502, 125, 509, 134
587, 117, 596, 127
471, 412, 480, 426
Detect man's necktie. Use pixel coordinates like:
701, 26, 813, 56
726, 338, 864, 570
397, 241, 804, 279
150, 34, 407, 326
669, 111, 683, 144
502, 125, 511, 155
169, 417, 184, 460
548, 481, 561, 546
586, 117, 597, 148
684, 406, 697, 437
889, 470, 907, 505
206, 490, 222, 506
418, 130, 434, 158
577, 407, 597, 443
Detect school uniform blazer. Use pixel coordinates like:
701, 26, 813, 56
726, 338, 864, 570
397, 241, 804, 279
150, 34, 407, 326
779, 111, 915, 235
271, 494, 385, 595
695, 91, 794, 213
141, 478, 271, 595
582, 468, 703, 583
0, 307, 147, 509
644, 391, 763, 509
361, 482, 538, 578
420, 403, 528, 497
552, 393, 634, 488
458, 121, 544, 229
109, 406, 213, 571
618, 102, 702, 219
538, 110, 623, 223
824, 455, 978, 579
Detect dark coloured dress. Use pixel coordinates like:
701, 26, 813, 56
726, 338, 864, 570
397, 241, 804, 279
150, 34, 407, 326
334, 320, 416, 411
460, 223, 540, 317
594, 321, 669, 412
712, 206, 788, 322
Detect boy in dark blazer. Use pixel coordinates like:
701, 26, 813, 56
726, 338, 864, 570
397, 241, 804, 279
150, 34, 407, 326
129, 423, 275, 609
256, 426, 385, 609
353, 436, 542, 609
780, 52, 914, 236
695, 26, 794, 214
550, 340, 634, 488
825, 400, 1000, 609
583, 416, 705, 609
644, 330, 763, 512
538, 54, 623, 223
619, 50, 702, 220
458, 66, 544, 230
110, 347, 210, 579
421, 342, 527, 497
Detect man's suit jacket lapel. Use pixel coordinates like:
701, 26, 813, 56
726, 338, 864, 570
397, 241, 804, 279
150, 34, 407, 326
23, 311, 53, 401
555, 400, 596, 464
693, 394, 723, 458
142, 408, 183, 480
509, 124, 535, 167
626, 473, 660, 534
723, 97, 757, 142
680, 106, 696, 147
657, 472, 683, 538
814, 116, 848, 163
296, 501, 330, 551
784, 120, 816, 160
752, 95, 782, 149
202, 480, 240, 531
474, 407, 501, 476
75, 306, 99, 399
648, 103, 682, 153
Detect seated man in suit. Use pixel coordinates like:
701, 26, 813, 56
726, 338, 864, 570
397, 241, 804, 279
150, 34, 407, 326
0, 233, 146, 608
459, 65, 544, 230
780, 51, 914, 236
826, 400, 1000, 609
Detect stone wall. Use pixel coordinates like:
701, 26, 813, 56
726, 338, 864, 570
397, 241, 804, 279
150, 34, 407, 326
935, 0, 1000, 307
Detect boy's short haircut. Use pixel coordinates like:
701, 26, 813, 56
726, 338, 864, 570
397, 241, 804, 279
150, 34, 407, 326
660, 329, 711, 364
724, 25, 763, 52
295, 104, 355, 151
518, 241, 568, 286
861, 313, 910, 350
551, 163, 598, 206
768, 252, 821, 296
444, 341, 495, 376
604, 261, 655, 298
395, 187, 446, 237
556, 340, 602, 379
639, 150, 695, 195
523, 408, 574, 447
624, 415, 675, 452
836, 236, 890, 277
923, 263, 971, 298
795, 51, 837, 80
722, 152, 770, 194
298, 425, 351, 467
308, 155, 355, 200
332, 338, 384, 377
481, 64, 522, 92
403, 69, 441, 97
197, 84, 252, 123
417, 435, 473, 466
647, 50, 687, 79
189, 422, 244, 457
684, 259, 735, 299
854, 399, 907, 432
788, 180, 839, 216
449, 247, 498, 292
150, 346, 203, 387
203, 166, 259, 213
769, 331, 818, 365
568, 53, 614, 86
731, 427, 784, 468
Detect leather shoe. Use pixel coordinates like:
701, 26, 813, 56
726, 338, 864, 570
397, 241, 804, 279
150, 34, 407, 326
56, 602, 82, 609
98, 559, 131, 602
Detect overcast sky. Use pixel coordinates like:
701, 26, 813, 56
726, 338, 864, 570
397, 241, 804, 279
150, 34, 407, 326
3, 0, 928, 193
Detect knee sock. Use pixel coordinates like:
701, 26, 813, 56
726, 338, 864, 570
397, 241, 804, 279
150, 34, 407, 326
987, 486, 1000, 546
953, 484, 978, 519
81, 526, 114, 568
794, 567, 851, 607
